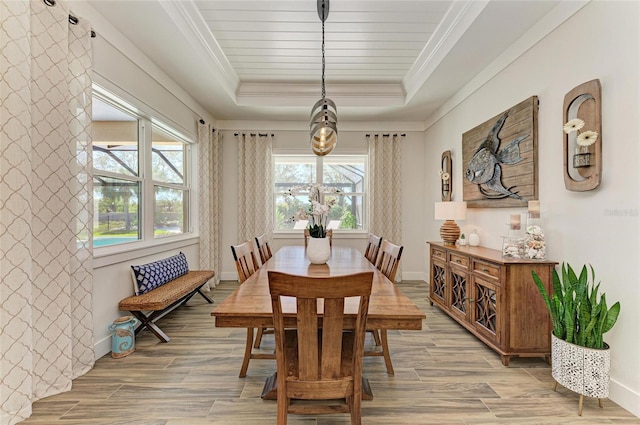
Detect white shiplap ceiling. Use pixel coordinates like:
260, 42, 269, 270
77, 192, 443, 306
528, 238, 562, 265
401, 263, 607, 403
198, 1, 450, 83
84, 0, 576, 123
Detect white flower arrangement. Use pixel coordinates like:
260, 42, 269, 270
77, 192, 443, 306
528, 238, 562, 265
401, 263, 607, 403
563, 118, 598, 147
286, 183, 340, 238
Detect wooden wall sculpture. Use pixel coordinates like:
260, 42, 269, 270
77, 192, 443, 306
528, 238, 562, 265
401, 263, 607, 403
440, 150, 452, 201
462, 96, 539, 208
563, 79, 602, 191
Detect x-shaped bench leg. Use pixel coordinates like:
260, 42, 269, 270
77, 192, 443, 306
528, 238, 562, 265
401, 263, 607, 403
126, 283, 214, 343
198, 288, 214, 304
129, 310, 170, 343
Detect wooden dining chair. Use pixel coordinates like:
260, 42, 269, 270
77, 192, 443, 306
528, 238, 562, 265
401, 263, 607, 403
268, 270, 373, 425
253, 233, 274, 349
364, 233, 383, 265
255, 233, 273, 264
231, 240, 260, 283
363, 233, 384, 346
303, 228, 332, 247
231, 240, 274, 377
367, 240, 403, 375
376, 240, 403, 283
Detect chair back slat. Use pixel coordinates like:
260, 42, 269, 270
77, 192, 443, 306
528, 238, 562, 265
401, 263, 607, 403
376, 240, 403, 282
255, 233, 273, 264
231, 240, 259, 283
296, 297, 319, 380
321, 298, 345, 379
364, 233, 383, 265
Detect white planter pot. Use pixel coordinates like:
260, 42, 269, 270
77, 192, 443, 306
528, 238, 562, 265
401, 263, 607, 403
551, 333, 610, 398
306, 237, 331, 264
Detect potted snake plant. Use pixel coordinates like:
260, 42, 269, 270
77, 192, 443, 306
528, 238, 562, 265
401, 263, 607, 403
532, 263, 620, 415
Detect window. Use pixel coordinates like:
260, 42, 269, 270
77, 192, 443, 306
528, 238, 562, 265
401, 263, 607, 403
274, 155, 367, 232
92, 92, 191, 249
152, 126, 189, 238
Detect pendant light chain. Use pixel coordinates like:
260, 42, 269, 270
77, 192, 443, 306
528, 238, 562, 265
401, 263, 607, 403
321, 1, 326, 99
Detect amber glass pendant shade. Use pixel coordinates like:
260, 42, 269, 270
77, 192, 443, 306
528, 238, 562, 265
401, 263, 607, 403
310, 98, 337, 156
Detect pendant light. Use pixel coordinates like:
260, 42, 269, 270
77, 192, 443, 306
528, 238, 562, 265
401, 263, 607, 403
310, 0, 337, 156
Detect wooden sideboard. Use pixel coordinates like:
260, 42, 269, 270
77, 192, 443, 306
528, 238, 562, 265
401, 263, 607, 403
428, 242, 557, 366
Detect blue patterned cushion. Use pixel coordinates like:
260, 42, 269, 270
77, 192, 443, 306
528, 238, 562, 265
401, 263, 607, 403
131, 252, 189, 295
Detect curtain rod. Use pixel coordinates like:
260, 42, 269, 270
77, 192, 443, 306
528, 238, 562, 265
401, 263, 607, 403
365, 133, 406, 138
44, 0, 96, 38
234, 132, 275, 137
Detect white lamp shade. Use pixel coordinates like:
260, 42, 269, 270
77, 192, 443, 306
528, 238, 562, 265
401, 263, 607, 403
434, 201, 467, 221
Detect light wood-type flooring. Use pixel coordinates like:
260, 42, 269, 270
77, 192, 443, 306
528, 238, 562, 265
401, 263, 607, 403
22, 281, 639, 424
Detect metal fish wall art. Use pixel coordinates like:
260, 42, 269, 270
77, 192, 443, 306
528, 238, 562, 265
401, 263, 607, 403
465, 112, 528, 200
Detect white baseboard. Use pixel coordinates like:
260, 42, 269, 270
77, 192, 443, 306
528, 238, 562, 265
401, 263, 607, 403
400, 271, 427, 282
219, 272, 239, 281
94, 335, 112, 360
610, 378, 640, 418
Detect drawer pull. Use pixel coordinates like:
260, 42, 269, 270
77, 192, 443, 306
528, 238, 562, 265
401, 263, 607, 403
481, 267, 488, 272
456, 260, 461, 263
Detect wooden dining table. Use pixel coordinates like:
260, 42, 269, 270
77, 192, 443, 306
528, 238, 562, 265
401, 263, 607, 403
211, 245, 426, 399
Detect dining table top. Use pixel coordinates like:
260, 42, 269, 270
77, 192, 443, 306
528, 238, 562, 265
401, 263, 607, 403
211, 245, 426, 329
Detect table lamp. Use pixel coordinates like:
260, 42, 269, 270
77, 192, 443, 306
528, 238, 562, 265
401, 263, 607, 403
434, 201, 467, 245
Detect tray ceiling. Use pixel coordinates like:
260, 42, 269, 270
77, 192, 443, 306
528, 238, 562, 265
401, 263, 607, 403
85, 0, 571, 123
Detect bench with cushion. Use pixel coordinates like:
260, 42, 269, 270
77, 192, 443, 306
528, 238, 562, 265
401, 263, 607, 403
118, 252, 215, 343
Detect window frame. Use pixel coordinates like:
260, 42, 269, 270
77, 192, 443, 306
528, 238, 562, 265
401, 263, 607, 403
273, 153, 368, 235
92, 88, 196, 256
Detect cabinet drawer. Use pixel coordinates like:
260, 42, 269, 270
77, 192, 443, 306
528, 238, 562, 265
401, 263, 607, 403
431, 247, 446, 261
449, 253, 469, 268
473, 260, 501, 280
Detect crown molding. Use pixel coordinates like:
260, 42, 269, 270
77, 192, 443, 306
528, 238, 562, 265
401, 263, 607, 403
216, 120, 425, 132
160, 0, 239, 102
236, 83, 406, 107
403, 1, 489, 103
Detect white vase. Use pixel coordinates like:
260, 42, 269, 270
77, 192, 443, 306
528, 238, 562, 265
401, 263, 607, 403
307, 237, 331, 264
468, 231, 480, 247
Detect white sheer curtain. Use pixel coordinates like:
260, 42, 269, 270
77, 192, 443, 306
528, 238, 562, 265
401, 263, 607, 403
236, 132, 273, 243
0, 1, 94, 424
368, 133, 403, 281
198, 123, 222, 290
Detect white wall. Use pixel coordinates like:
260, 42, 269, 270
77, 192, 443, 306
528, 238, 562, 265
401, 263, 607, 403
423, 2, 640, 416
219, 129, 425, 281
